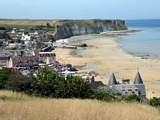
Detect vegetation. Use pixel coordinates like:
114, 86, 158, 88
0, 67, 92, 99
0, 68, 33, 92
0, 68, 9, 89
149, 97, 160, 107
0, 19, 54, 26
0, 91, 159, 120
32, 67, 92, 98
90, 88, 122, 101
0, 67, 160, 108
0, 68, 159, 120
0, 90, 32, 101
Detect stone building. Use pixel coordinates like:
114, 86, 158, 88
107, 72, 146, 97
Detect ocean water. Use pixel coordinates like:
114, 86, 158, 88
118, 20, 160, 58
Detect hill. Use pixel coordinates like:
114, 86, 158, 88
0, 19, 127, 40
0, 91, 159, 120
0, 19, 54, 26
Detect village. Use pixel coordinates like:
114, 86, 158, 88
0, 27, 146, 98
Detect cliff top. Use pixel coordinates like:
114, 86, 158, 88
0, 19, 125, 26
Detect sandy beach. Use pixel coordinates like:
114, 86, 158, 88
55, 35, 160, 98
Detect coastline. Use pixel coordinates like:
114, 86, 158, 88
55, 35, 160, 98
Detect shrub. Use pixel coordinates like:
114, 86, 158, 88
64, 75, 92, 98
6, 77, 33, 93
31, 67, 92, 98
90, 87, 122, 101
123, 94, 144, 103
31, 67, 60, 97
0, 68, 9, 89
149, 97, 160, 107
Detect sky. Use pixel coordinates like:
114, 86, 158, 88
0, 0, 159, 20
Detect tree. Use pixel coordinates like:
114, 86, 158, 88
31, 66, 92, 98
65, 76, 92, 98
31, 66, 61, 97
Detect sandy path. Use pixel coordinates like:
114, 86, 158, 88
55, 36, 160, 98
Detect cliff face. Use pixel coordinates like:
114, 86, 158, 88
53, 19, 127, 40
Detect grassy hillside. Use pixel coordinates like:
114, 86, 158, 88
0, 91, 159, 120
0, 19, 97, 26
0, 19, 121, 26
0, 19, 56, 26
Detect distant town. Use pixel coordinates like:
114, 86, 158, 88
0, 23, 146, 98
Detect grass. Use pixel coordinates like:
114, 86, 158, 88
0, 19, 114, 26
0, 90, 159, 120
0, 90, 33, 101
0, 19, 55, 26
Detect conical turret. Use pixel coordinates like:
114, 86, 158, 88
134, 72, 143, 84
108, 73, 117, 85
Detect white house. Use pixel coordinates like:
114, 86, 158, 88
21, 33, 31, 45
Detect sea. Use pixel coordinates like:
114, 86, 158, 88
118, 19, 160, 59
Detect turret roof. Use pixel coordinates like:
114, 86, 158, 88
108, 73, 117, 85
134, 72, 144, 84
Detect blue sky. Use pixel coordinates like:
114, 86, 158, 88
0, 0, 159, 19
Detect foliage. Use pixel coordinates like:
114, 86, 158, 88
64, 75, 92, 98
122, 94, 144, 103
0, 68, 33, 92
6, 77, 33, 93
46, 22, 52, 28
149, 97, 160, 107
31, 67, 92, 98
90, 87, 122, 101
0, 67, 151, 106
31, 67, 62, 97
0, 68, 10, 89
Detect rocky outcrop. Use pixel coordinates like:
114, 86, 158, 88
53, 19, 127, 40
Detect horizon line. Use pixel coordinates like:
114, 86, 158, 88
0, 18, 160, 21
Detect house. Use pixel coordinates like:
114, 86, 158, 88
7, 42, 18, 49
7, 46, 56, 69
8, 55, 40, 69
21, 33, 31, 45
0, 52, 10, 67
107, 72, 146, 97
38, 46, 56, 65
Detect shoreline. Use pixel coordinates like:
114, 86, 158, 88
55, 35, 160, 98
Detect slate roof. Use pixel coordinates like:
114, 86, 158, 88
40, 46, 55, 52
11, 56, 40, 67
0, 52, 10, 60
108, 73, 117, 85
134, 72, 144, 84
91, 81, 104, 89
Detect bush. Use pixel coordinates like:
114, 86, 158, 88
0, 67, 147, 104
31, 67, 92, 98
64, 76, 92, 98
0, 68, 9, 89
149, 97, 160, 107
31, 67, 60, 97
0, 68, 33, 93
123, 94, 144, 103
6, 78, 33, 93
90, 88, 122, 101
